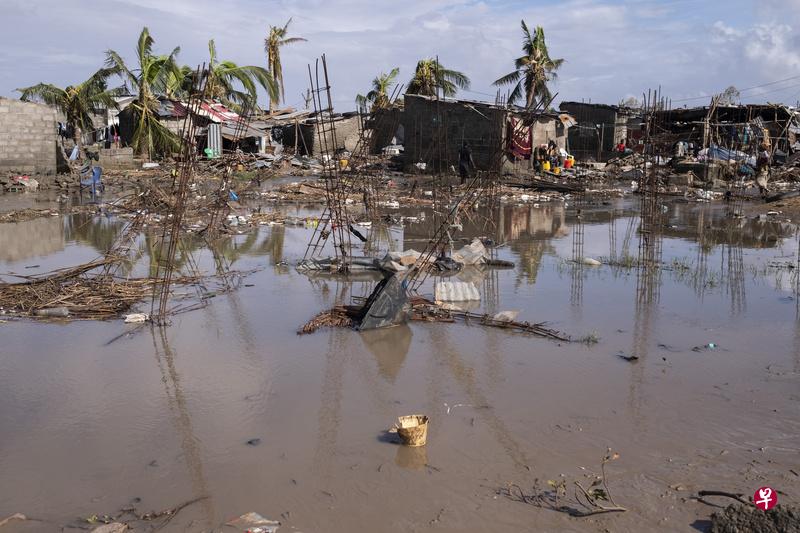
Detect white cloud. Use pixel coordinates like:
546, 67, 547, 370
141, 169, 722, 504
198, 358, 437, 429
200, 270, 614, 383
1, 0, 798, 109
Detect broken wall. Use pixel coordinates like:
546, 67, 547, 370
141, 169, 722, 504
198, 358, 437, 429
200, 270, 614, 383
368, 108, 404, 153
282, 116, 362, 157
402, 94, 505, 173
559, 102, 621, 161
531, 118, 567, 150
0, 97, 57, 174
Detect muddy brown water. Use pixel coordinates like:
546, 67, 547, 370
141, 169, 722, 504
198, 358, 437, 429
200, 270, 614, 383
1, 193, 799, 532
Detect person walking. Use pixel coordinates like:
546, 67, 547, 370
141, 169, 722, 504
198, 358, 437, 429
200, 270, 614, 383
458, 142, 475, 185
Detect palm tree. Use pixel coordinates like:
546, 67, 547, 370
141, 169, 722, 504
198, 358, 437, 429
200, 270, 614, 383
165, 64, 196, 100
493, 21, 564, 108
264, 18, 306, 112
406, 58, 470, 98
105, 27, 182, 159
356, 68, 400, 111
17, 68, 122, 155
169, 41, 279, 112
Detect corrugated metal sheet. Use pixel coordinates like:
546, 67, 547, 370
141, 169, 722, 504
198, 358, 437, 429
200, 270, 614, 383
207, 123, 222, 156
434, 281, 480, 302
221, 122, 264, 140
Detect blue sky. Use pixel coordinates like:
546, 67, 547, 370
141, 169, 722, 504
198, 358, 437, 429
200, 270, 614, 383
2, 0, 799, 110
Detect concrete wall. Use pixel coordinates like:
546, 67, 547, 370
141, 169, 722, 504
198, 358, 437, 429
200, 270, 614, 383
559, 102, 619, 161
403, 95, 506, 172
282, 116, 362, 157
0, 97, 57, 175
531, 118, 567, 150
99, 147, 135, 170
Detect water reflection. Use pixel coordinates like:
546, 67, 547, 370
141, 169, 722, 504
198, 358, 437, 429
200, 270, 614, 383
0, 216, 64, 262
395, 444, 427, 470
64, 213, 124, 255
150, 327, 213, 526
359, 325, 412, 383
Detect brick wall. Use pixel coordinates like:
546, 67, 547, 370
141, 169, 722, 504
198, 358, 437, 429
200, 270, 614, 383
0, 97, 57, 174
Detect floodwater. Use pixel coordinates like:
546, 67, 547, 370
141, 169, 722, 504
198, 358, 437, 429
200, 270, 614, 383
1, 192, 799, 532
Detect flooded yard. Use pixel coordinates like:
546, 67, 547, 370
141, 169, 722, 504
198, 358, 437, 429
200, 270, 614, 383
1, 193, 799, 532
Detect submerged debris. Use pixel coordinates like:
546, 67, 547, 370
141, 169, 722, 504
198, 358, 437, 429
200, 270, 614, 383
710, 504, 800, 533
298, 297, 569, 341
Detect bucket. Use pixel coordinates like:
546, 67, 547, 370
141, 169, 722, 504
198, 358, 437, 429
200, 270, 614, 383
542, 161, 551, 171
396, 415, 429, 446
564, 158, 573, 169
339, 159, 349, 169
553, 167, 561, 174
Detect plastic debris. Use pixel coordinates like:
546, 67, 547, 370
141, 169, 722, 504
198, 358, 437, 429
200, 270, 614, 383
225, 512, 280, 533
492, 310, 520, 322
34, 307, 70, 317
124, 313, 150, 324
452, 238, 489, 266
582, 257, 602, 266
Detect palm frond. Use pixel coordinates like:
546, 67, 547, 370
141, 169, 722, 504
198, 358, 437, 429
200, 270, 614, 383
104, 49, 137, 87
17, 83, 64, 106
279, 37, 307, 45
494, 70, 521, 86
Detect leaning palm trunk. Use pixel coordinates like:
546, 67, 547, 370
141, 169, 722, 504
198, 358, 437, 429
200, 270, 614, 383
130, 100, 178, 161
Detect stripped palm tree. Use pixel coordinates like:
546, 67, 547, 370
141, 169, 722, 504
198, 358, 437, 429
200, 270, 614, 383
406, 58, 470, 98
264, 18, 306, 112
105, 27, 182, 159
494, 21, 564, 108
355, 68, 400, 111
17, 68, 123, 156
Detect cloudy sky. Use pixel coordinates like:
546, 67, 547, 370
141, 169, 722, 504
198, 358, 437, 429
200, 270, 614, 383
2, 0, 800, 110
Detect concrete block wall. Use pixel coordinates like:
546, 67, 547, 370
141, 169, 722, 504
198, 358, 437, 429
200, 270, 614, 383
531, 119, 567, 151
0, 97, 57, 174
284, 116, 362, 157
99, 147, 135, 170
403, 95, 506, 173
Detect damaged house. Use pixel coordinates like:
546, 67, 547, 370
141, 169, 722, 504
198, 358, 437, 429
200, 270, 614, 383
118, 98, 268, 157
652, 103, 800, 156
558, 101, 641, 162
277, 111, 362, 157
402, 94, 573, 173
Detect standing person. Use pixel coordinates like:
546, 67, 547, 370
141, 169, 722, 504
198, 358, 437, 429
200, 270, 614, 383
756, 143, 771, 197
458, 142, 474, 184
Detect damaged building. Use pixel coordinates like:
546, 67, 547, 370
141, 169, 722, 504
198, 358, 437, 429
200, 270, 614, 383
558, 101, 641, 162
402, 94, 573, 173
278, 112, 362, 157
652, 103, 800, 155
117, 98, 269, 157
